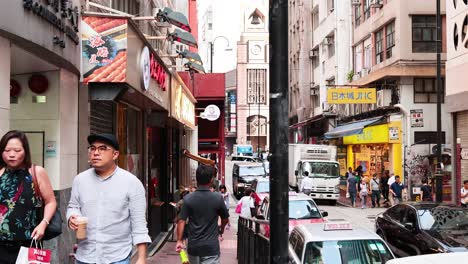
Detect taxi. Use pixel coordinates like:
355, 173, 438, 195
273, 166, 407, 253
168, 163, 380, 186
257, 192, 327, 237
289, 221, 395, 264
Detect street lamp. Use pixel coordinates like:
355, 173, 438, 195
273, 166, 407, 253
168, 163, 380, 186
210, 36, 232, 73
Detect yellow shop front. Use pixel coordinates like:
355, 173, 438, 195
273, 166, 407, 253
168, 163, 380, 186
344, 121, 403, 179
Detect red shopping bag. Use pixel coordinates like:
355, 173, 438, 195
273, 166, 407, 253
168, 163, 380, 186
235, 202, 242, 214
16, 240, 51, 264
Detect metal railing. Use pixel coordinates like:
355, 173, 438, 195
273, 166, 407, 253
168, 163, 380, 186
237, 216, 270, 264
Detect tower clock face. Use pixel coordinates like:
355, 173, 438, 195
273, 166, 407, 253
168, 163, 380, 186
251, 44, 262, 55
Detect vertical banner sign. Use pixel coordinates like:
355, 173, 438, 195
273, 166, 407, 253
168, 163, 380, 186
82, 16, 128, 83
410, 109, 424, 127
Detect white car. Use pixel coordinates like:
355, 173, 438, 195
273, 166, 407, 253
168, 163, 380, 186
289, 221, 395, 264
386, 252, 468, 264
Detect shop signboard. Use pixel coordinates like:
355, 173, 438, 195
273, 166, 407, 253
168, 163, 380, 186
172, 84, 196, 129
82, 16, 128, 83
343, 124, 389, 144
327, 88, 376, 104
388, 121, 402, 144
410, 109, 424, 127
201, 105, 221, 121
460, 149, 468, 160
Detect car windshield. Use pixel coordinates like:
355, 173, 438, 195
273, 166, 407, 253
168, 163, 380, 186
304, 240, 394, 264
302, 162, 340, 178
289, 200, 321, 219
256, 181, 270, 193
418, 207, 468, 231
239, 166, 265, 176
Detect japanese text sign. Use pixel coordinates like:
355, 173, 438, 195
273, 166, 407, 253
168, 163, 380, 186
327, 88, 376, 104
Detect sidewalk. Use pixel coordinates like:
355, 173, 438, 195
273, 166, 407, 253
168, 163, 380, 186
338, 188, 392, 208
148, 198, 238, 264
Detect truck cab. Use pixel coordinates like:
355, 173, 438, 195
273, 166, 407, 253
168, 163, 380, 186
289, 144, 340, 204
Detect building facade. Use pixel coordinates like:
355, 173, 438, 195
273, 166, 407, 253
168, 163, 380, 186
446, 0, 468, 202
288, 0, 353, 144
345, 0, 452, 200
236, 2, 270, 153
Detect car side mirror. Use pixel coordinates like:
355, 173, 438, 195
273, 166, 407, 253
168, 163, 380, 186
295, 170, 298, 176
321, 211, 328, 217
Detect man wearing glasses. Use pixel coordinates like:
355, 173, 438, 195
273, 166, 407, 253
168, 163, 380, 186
66, 134, 151, 264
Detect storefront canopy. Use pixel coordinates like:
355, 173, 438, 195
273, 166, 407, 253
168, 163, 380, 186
324, 117, 383, 139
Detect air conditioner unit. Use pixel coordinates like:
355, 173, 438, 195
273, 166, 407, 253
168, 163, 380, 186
309, 49, 318, 58
361, 68, 369, 77
376, 89, 392, 108
310, 85, 319, 96
370, 0, 383, 8
323, 37, 332, 46
351, 0, 361, 5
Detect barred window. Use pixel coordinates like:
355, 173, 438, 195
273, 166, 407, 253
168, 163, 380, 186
386, 22, 395, 59
247, 69, 267, 104
375, 29, 384, 63
414, 78, 445, 103
412, 16, 437, 53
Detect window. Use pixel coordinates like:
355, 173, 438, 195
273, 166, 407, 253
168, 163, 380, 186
294, 235, 305, 261
312, 10, 319, 30
414, 131, 446, 144
414, 78, 445, 103
328, 36, 335, 58
312, 48, 320, 69
355, 4, 362, 27
375, 29, 384, 63
354, 44, 363, 73
364, 0, 371, 20
386, 22, 395, 59
412, 16, 437, 53
208, 23, 212, 30
364, 43, 371, 69
247, 69, 267, 104
386, 205, 405, 222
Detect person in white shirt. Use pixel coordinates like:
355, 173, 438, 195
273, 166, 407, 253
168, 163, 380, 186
300, 171, 314, 195
387, 173, 396, 206
238, 189, 255, 218
461, 180, 468, 208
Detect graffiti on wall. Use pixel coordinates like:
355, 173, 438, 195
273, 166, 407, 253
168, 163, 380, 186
405, 146, 431, 186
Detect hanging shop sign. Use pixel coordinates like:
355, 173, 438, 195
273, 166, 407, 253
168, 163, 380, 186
201, 104, 221, 121
410, 109, 424, 127
388, 121, 402, 144
23, 0, 80, 44
461, 149, 468, 160
82, 16, 128, 83
172, 85, 195, 129
327, 88, 376, 104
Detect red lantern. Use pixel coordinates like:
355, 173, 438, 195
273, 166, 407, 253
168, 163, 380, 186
10, 79, 21, 97
28, 74, 49, 94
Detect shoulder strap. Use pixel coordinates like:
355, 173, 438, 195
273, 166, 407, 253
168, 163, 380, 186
30, 164, 42, 199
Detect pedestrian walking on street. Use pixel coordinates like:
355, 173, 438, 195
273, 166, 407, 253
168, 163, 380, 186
355, 166, 363, 192
420, 178, 432, 202
461, 180, 468, 208
347, 171, 358, 207
67, 134, 151, 264
389, 175, 405, 205
219, 185, 231, 229
176, 165, 229, 264
359, 178, 369, 209
0, 130, 57, 263
370, 174, 381, 208
381, 170, 390, 202
300, 171, 313, 195
387, 173, 396, 205
237, 188, 256, 218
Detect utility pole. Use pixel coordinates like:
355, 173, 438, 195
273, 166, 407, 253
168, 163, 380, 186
435, 0, 443, 203
269, 0, 289, 263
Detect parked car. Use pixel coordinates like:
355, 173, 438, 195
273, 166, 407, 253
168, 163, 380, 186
232, 162, 267, 199
386, 252, 468, 264
250, 177, 270, 202
375, 202, 468, 258
256, 193, 327, 237
289, 221, 395, 264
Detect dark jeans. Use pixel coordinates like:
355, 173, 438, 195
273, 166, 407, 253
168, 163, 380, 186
371, 190, 381, 207
462, 203, 467, 208
0, 241, 31, 264
349, 191, 357, 206
382, 185, 389, 200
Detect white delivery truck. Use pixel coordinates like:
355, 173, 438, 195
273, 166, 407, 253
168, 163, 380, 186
289, 144, 340, 205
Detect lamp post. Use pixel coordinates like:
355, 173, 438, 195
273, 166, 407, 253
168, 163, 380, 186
210, 35, 232, 73
435, 0, 443, 203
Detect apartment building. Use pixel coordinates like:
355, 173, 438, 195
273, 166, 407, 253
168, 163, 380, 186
288, 0, 353, 144
335, 0, 453, 197
446, 0, 468, 191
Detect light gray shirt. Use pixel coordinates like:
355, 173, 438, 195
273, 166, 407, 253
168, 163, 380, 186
66, 167, 151, 264
370, 178, 380, 191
